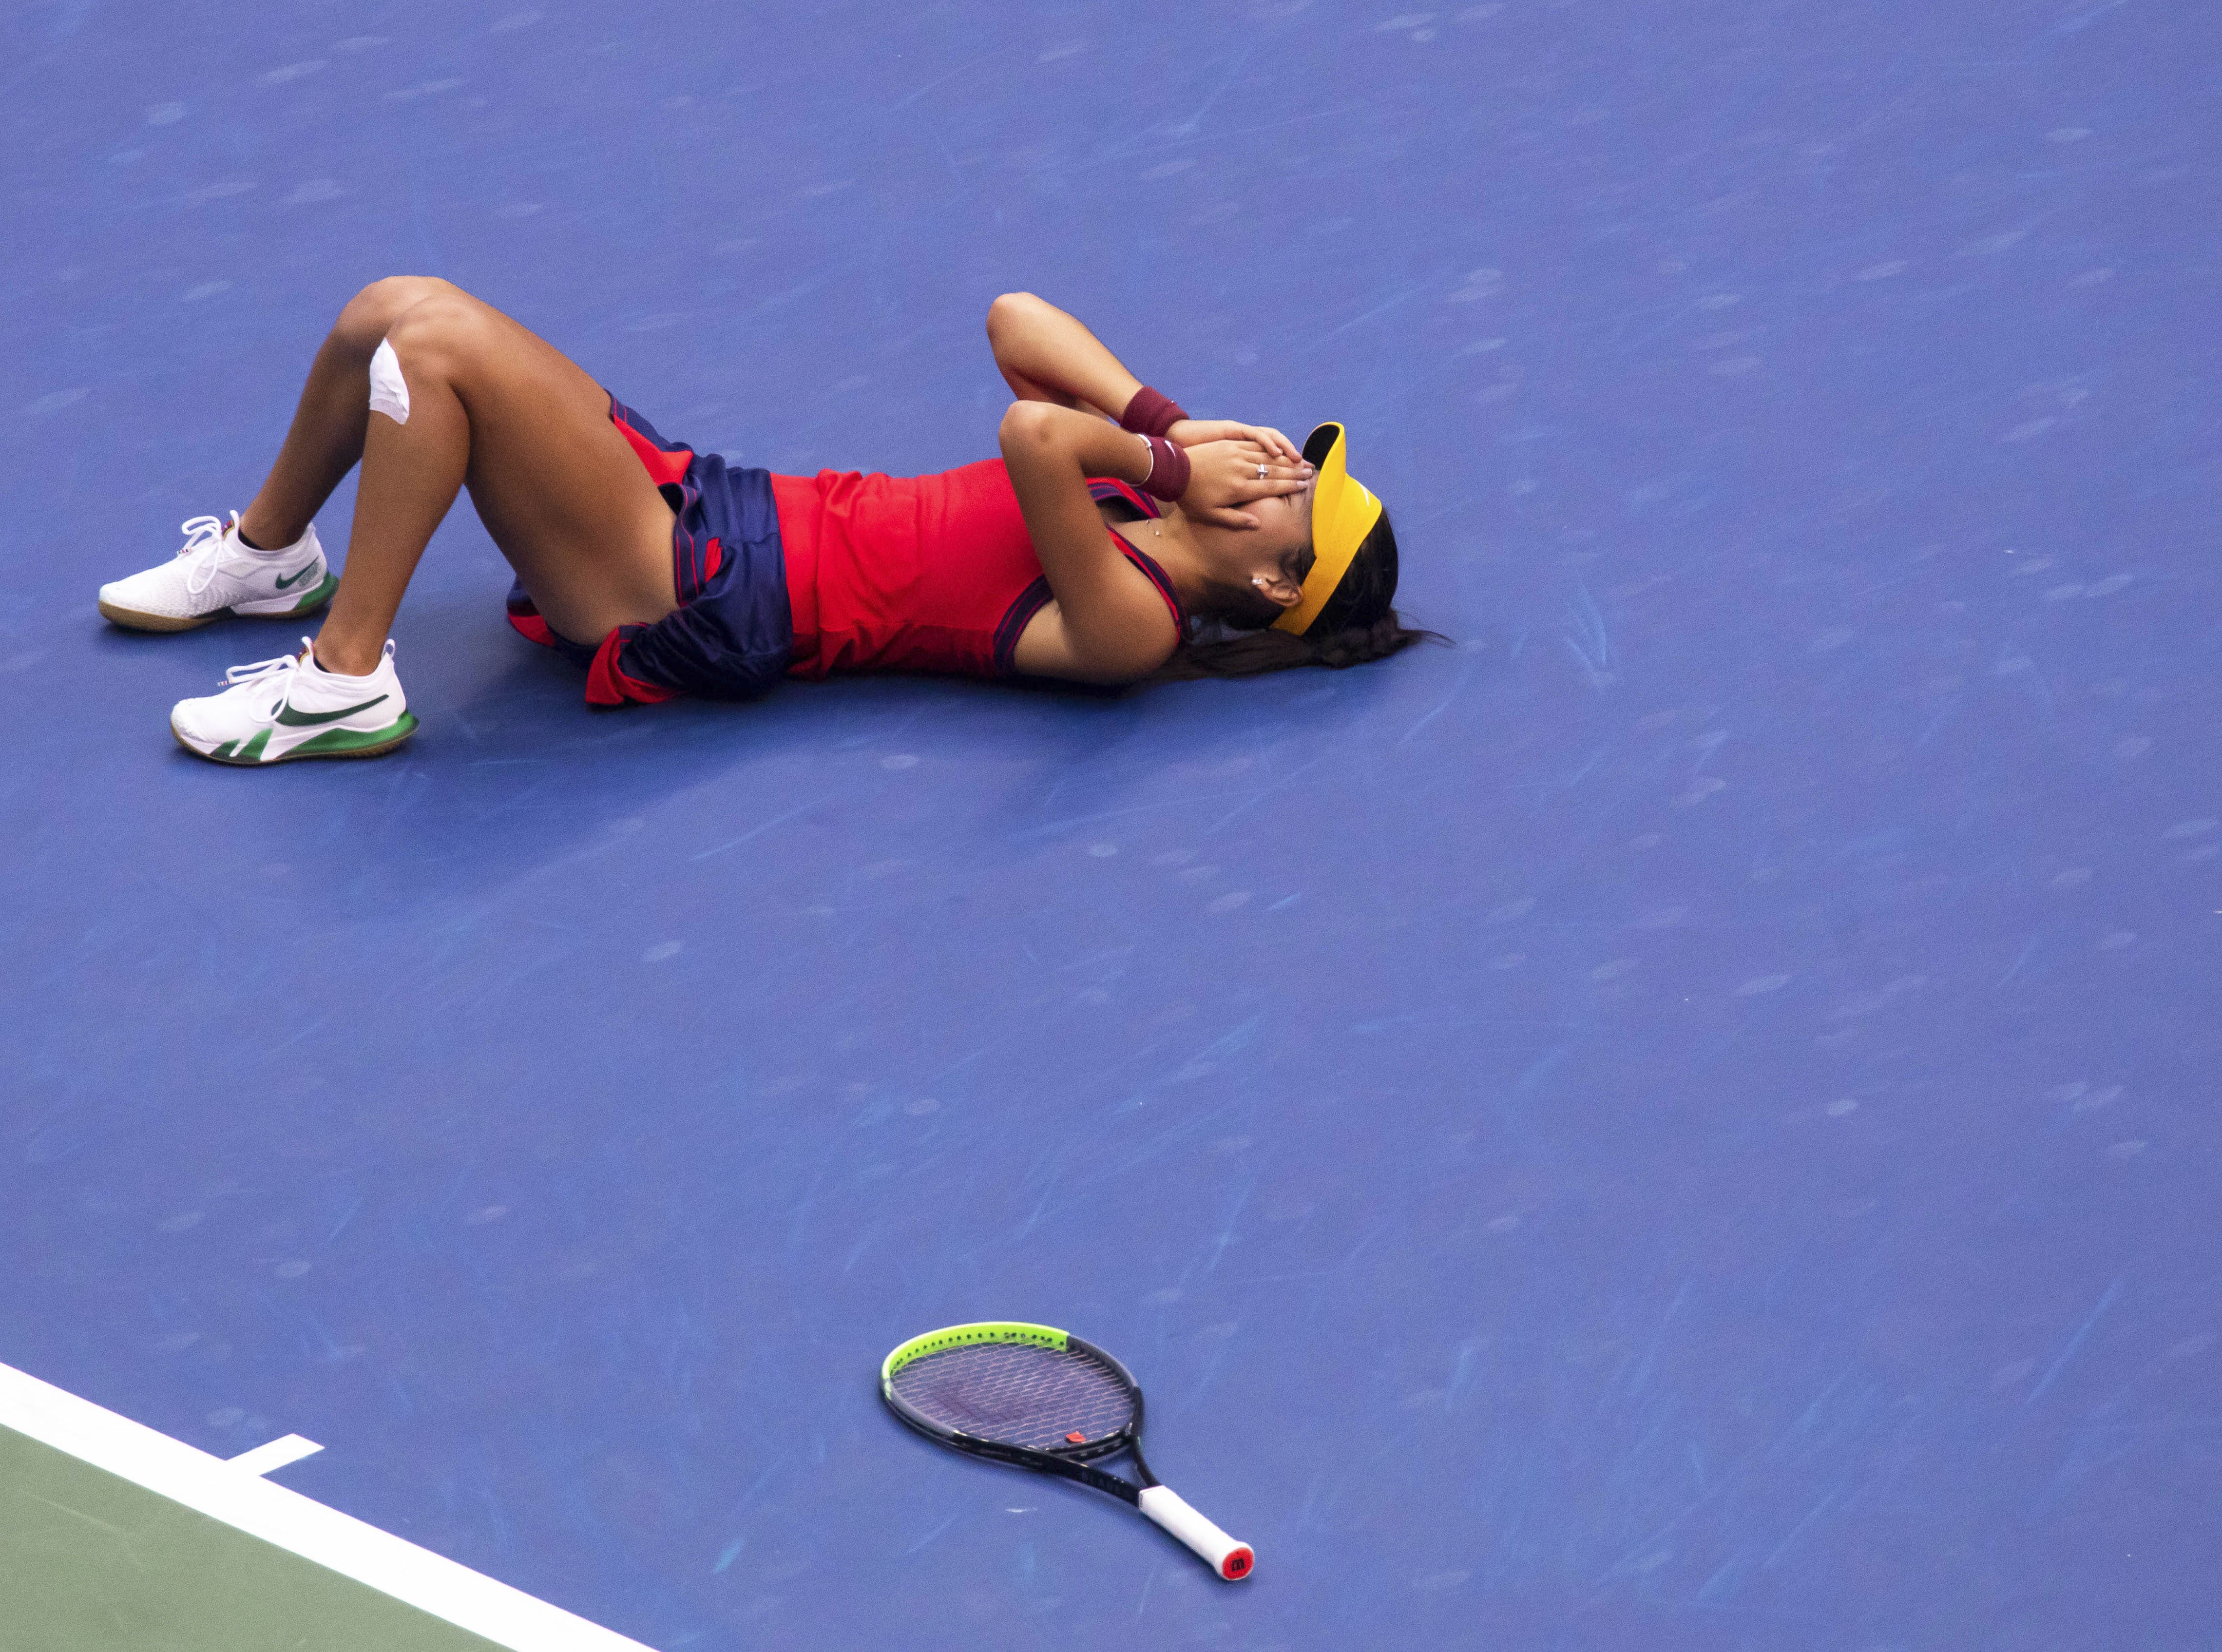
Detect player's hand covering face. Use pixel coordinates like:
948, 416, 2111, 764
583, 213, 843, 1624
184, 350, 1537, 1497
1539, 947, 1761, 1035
1179, 439, 1314, 531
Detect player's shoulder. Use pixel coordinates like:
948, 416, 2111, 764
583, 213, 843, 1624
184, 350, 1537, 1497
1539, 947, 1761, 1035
1009, 591, 1180, 686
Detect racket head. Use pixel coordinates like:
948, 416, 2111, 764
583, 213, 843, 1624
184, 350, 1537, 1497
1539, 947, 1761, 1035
880, 1322, 1142, 1464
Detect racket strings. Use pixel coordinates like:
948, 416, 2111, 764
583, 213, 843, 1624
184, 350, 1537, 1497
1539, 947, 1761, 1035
890, 1342, 1135, 1452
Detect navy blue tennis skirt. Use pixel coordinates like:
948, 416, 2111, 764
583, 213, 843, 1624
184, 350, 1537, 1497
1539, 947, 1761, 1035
505, 395, 793, 705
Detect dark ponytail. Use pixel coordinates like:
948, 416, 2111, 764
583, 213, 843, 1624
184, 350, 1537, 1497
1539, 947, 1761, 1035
1155, 507, 1447, 681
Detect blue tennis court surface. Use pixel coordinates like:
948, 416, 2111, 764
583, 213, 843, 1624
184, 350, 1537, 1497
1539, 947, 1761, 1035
5, 0, 2218, 1646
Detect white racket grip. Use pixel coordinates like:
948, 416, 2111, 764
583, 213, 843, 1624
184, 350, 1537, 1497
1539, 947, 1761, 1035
1138, 1485, 1255, 1580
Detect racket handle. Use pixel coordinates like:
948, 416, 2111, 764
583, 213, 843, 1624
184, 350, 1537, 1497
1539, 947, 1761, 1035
1138, 1486, 1255, 1581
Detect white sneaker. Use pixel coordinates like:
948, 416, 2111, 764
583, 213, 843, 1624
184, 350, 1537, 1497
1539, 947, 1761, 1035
171, 638, 418, 765
100, 512, 339, 633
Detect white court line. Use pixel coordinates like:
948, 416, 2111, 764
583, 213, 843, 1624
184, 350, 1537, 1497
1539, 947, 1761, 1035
0, 1358, 655, 1652
227, 1432, 325, 1476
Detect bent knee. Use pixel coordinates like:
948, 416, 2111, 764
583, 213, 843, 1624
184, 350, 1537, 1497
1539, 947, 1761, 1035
335, 276, 462, 347
380, 291, 496, 376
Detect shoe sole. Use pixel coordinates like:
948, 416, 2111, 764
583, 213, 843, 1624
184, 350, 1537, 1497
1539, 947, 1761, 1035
101, 572, 341, 633
173, 711, 420, 766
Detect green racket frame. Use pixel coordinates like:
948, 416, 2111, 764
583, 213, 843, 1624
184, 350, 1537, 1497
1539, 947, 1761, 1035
878, 1320, 1256, 1580
879, 1321, 1156, 1503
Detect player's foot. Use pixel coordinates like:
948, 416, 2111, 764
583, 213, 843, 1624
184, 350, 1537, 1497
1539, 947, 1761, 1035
99, 512, 339, 633
170, 638, 418, 765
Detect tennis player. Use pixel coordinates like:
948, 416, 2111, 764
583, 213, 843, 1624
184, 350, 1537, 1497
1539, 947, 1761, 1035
99, 280, 1432, 765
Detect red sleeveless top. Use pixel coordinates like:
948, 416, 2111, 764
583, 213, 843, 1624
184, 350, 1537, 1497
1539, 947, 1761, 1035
769, 461, 1185, 678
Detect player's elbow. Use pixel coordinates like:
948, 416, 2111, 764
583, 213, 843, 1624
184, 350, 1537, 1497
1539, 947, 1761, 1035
998, 398, 1058, 453
986, 291, 1045, 344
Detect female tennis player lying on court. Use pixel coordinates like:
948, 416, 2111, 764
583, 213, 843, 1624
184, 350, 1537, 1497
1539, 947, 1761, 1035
99, 279, 1430, 764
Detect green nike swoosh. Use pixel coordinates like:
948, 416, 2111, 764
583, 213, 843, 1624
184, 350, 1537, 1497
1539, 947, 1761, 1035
275, 692, 387, 728
273, 563, 320, 591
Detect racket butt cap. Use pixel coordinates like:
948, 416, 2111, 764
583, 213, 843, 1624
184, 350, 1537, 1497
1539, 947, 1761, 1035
1137, 1485, 1254, 1582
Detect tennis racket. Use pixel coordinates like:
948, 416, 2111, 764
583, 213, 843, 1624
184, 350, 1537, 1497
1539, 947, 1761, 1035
879, 1321, 1254, 1581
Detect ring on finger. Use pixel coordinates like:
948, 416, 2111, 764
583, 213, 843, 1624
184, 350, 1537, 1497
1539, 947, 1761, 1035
1255, 462, 1268, 480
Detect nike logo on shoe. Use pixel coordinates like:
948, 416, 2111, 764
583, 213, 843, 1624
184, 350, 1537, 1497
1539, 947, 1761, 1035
275, 693, 388, 727
274, 563, 321, 591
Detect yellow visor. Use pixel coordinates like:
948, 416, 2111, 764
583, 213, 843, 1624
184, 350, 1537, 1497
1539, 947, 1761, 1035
1273, 422, 1383, 635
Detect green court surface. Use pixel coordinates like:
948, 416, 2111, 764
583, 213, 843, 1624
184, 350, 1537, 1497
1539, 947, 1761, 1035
0, 1423, 504, 1652
0, 1360, 646, 1652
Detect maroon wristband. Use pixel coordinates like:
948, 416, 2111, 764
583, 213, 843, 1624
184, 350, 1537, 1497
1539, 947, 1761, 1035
1120, 385, 1188, 439
1139, 435, 1191, 502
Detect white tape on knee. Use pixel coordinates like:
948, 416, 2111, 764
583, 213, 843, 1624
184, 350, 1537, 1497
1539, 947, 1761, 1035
368, 337, 411, 425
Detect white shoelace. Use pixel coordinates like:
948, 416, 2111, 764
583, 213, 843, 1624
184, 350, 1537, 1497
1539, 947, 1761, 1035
175, 513, 240, 597
215, 648, 307, 710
